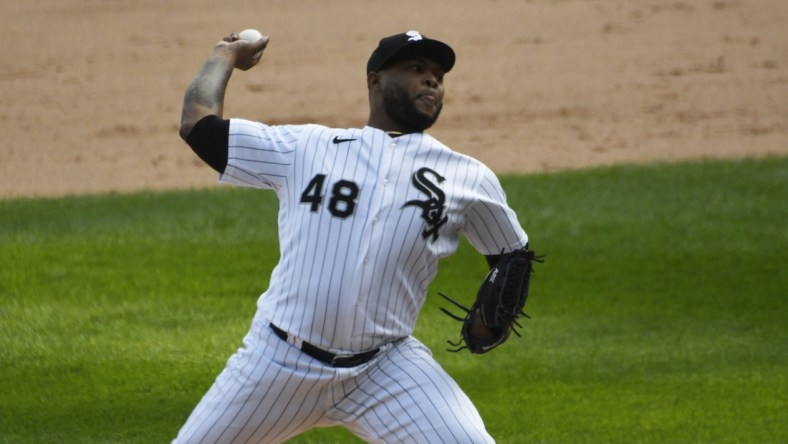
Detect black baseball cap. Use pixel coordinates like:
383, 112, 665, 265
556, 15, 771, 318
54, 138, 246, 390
367, 30, 455, 74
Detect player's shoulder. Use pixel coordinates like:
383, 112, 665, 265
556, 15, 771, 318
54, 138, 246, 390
414, 133, 504, 192
231, 119, 330, 131
292, 123, 365, 143
231, 120, 357, 142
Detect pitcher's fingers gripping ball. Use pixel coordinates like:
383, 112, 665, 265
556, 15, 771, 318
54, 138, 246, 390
218, 28, 268, 70
238, 29, 265, 60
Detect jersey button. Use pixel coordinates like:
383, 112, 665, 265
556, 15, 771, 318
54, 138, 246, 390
390, 142, 397, 149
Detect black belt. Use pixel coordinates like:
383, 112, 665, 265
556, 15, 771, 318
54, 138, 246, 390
270, 323, 379, 368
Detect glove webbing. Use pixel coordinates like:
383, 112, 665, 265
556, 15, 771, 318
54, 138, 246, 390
439, 292, 528, 351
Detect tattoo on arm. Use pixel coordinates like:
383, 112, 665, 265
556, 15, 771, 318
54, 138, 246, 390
183, 57, 234, 115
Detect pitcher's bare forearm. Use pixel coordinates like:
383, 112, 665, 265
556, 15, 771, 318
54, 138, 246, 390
179, 33, 268, 140
179, 50, 236, 140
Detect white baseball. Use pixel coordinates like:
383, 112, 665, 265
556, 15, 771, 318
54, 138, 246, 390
238, 29, 263, 42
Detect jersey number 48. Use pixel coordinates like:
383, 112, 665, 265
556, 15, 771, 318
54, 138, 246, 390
300, 174, 360, 219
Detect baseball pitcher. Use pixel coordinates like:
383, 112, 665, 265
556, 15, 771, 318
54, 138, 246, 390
172, 29, 540, 443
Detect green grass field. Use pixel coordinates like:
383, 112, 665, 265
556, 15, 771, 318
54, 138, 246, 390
1, 157, 785, 443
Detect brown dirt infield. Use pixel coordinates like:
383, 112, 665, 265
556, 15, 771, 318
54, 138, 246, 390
1, 0, 786, 199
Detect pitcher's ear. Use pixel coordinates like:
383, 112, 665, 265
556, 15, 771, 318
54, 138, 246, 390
367, 71, 381, 90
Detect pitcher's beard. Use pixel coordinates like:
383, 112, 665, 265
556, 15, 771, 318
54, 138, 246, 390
382, 85, 441, 133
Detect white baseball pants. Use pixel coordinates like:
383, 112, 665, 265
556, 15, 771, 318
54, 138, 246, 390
172, 320, 495, 443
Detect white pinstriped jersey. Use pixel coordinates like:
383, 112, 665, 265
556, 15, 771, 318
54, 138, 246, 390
220, 119, 527, 353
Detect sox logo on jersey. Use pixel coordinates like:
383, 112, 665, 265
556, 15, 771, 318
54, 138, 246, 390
403, 167, 448, 242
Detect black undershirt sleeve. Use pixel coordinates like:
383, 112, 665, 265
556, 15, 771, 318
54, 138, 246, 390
184, 115, 230, 173
485, 243, 530, 269
485, 255, 501, 269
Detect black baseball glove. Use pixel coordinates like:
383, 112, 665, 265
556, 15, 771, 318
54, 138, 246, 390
439, 247, 543, 354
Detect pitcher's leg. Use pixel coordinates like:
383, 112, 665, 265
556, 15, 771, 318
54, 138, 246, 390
173, 327, 333, 444
334, 337, 495, 444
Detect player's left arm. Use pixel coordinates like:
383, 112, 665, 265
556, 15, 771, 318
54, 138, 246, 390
461, 165, 528, 256
440, 165, 541, 352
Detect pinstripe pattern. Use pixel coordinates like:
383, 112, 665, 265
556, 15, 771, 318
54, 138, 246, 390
333, 339, 494, 443
220, 119, 526, 352
174, 119, 526, 442
173, 319, 494, 443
